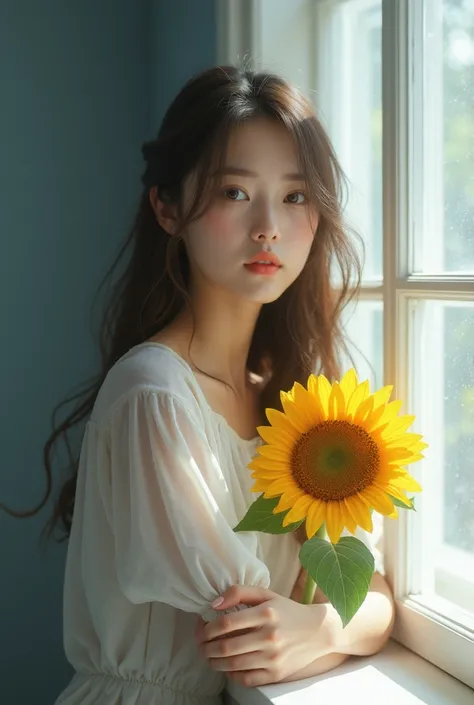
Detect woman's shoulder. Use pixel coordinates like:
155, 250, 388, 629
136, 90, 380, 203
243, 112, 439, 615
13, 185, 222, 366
91, 341, 204, 426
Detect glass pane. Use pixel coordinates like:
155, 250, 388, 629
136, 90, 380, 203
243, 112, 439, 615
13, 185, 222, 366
415, 0, 474, 273
341, 300, 383, 390
325, 2, 383, 282
257, 0, 383, 282
411, 300, 474, 616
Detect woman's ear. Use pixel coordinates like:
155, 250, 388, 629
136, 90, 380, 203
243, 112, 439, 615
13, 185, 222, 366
149, 186, 178, 235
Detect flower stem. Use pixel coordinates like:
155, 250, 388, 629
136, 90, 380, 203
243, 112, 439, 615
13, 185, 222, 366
300, 523, 327, 605
301, 573, 317, 604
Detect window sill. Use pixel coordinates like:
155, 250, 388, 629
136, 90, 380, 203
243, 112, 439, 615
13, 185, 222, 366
225, 639, 473, 705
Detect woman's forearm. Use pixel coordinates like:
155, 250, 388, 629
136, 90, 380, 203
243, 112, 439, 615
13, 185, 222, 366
283, 572, 395, 683
326, 572, 395, 657
279, 651, 349, 682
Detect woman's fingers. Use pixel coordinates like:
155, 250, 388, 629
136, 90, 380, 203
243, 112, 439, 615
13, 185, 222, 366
212, 585, 276, 610
208, 650, 267, 672
201, 603, 276, 642
202, 628, 268, 659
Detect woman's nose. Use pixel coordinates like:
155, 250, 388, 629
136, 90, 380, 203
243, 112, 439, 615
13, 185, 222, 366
249, 208, 280, 243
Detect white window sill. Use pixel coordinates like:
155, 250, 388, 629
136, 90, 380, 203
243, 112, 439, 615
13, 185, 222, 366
225, 639, 473, 705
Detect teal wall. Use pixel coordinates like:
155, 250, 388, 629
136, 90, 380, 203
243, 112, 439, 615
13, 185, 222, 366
0, 2, 216, 702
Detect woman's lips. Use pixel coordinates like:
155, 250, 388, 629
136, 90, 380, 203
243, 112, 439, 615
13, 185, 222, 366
245, 251, 282, 267
244, 262, 281, 275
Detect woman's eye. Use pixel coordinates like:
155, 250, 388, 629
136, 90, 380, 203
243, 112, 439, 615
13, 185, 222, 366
286, 191, 307, 205
224, 187, 247, 201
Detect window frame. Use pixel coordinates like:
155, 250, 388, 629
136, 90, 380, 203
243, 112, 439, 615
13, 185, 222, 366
382, 1, 474, 686
217, 0, 474, 688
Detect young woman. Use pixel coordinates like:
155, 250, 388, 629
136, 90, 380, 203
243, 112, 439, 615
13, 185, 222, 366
35, 65, 392, 703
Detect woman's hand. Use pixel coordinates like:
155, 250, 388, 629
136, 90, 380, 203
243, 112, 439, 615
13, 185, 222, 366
195, 585, 335, 687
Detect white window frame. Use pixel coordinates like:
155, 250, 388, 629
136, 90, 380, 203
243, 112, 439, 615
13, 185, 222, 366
382, 1, 474, 688
217, 0, 474, 689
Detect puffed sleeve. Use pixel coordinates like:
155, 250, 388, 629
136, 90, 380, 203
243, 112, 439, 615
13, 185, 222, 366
105, 389, 271, 616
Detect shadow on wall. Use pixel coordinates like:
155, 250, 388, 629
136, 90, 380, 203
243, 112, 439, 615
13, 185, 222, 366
0, 1, 216, 703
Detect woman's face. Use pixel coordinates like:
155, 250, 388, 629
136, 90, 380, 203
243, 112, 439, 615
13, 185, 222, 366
181, 117, 319, 304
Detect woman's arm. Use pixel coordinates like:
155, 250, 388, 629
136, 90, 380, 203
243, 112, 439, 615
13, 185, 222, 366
282, 570, 395, 682
199, 572, 395, 687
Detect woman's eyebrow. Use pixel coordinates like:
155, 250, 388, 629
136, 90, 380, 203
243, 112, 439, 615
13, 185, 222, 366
216, 166, 305, 181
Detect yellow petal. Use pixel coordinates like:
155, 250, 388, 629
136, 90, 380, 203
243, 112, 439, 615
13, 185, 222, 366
411, 442, 428, 453
344, 495, 373, 533
386, 473, 422, 492
327, 382, 346, 420
360, 486, 396, 516
372, 384, 393, 408
304, 382, 327, 422
346, 380, 370, 419
403, 453, 424, 464
281, 388, 295, 404
325, 501, 344, 543
293, 381, 309, 401
363, 403, 386, 432
248, 457, 290, 472
264, 477, 299, 498
250, 467, 286, 479
306, 374, 318, 394
310, 375, 332, 416
382, 415, 416, 438
375, 467, 411, 484
279, 394, 312, 434
387, 505, 398, 519
257, 445, 291, 462
293, 382, 324, 428
265, 408, 301, 440
385, 433, 424, 449
257, 425, 295, 451
368, 400, 403, 432
282, 495, 313, 526
342, 506, 357, 534
251, 480, 272, 493
353, 395, 375, 425
305, 500, 327, 538
385, 447, 419, 463
339, 368, 359, 399
274, 487, 306, 513
388, 453, 424, 466
383, 399, 403, 417
382, 484, 413, 507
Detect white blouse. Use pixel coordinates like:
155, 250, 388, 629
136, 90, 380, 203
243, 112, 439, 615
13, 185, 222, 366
55, 343, 383, 705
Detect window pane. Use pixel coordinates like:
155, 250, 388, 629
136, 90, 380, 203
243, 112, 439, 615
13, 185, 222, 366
411, 300, 474, 616
258, 0, 383, 282
342, 300, 383, 390
318, 1, 383, 282
414, 0, 474, 274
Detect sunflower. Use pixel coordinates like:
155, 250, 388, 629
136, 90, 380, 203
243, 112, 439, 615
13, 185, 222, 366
250, 369, 426, 544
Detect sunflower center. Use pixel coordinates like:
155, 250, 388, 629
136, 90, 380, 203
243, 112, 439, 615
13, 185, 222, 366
322, 447, 348, 473
291, 419, 380, 501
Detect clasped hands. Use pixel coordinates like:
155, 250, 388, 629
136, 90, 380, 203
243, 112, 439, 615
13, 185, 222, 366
195, 585, 334, 688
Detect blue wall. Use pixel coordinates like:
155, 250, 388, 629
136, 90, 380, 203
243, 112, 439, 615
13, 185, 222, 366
0, 2, 216, 702
151, 0, 217, 126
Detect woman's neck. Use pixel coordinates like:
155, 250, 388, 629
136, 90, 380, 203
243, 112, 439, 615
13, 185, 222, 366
161, 306, 261, 395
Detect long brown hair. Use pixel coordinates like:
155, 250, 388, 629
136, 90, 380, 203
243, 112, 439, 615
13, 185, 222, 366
2, 65, 362, 541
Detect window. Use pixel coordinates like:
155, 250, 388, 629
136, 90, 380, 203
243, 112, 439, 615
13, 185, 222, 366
218, 0, 474, 689
382, 1, 474, 687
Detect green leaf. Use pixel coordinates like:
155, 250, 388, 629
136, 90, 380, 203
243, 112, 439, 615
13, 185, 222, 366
388, 494, 416, 511
234, 494, 303, 534
299, 536, 375, 628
